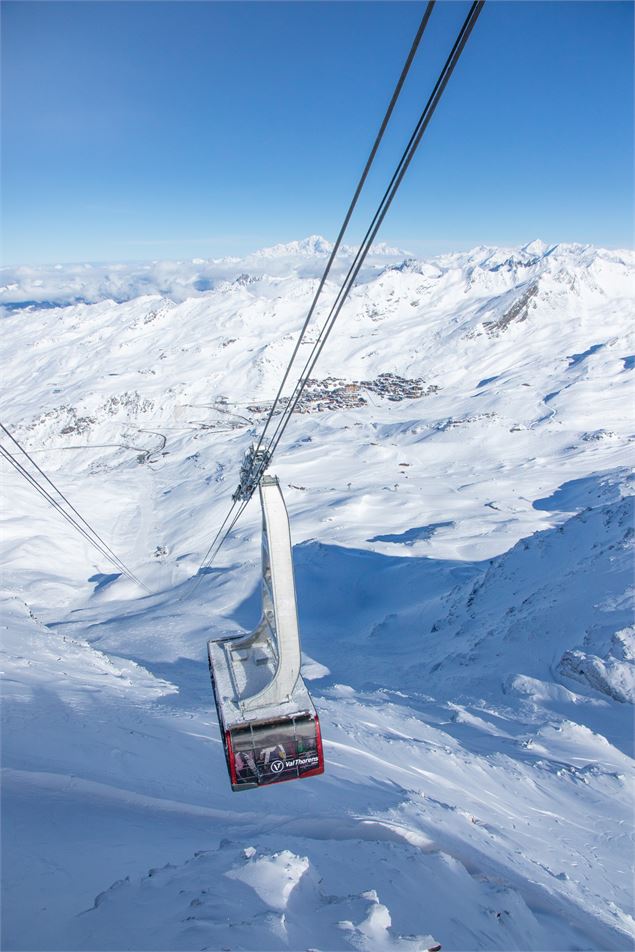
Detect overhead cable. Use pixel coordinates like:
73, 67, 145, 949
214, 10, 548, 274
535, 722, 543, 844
182, 497, 246, 601
186, 0, 485, 592
1, 422, 138, 578
253, 0, 436, 458
0, 427, 151, 593
263, 0, 485, 462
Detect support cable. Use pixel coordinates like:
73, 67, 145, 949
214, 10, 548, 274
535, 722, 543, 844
1, 421, 141, 581
185, 0, 484, 592
184, 496, 250, 601
264, 0, 484, 462
0, 432, 151, 594
188, 2, 436, 591
254, 1, 436, 458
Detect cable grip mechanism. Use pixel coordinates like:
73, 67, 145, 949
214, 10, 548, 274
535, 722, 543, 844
232, 444, 271, 502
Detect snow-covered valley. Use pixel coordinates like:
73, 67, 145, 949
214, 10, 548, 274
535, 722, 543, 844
1, 237, 634, 951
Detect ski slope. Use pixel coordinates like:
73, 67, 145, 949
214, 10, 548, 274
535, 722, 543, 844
1, 238, 634, 951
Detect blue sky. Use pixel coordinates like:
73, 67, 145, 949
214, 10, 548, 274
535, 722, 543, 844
2, 1, 633, 264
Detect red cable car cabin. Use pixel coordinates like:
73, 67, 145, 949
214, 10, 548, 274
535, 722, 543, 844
208, 474, 324, 791
210, 666, 324, 790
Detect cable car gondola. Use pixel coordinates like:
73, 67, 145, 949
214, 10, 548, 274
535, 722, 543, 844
208, 474, 324, 791
202, 0, 485, 792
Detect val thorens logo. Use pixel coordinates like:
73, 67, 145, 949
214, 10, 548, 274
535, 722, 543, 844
270, 760, 284, 773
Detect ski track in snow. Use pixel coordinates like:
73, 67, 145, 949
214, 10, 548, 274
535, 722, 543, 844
1, 238, 634, 951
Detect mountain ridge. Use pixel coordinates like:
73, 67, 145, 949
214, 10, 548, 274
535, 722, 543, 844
2, 236, 632, 309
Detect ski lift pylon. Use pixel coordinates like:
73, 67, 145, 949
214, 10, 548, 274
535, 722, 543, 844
208, 474, 324, 791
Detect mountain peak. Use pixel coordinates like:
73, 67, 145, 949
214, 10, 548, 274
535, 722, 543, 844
249, 235, 412, 260
252, 235, 334, 258
522, 239, 550, 256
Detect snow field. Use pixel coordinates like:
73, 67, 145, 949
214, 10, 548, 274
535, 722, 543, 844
1, 238, 634, 950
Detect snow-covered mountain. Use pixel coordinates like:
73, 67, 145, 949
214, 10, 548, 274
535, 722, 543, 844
252, 235, 339, 257
0, 235, 413, 309
1, 239, 634, 951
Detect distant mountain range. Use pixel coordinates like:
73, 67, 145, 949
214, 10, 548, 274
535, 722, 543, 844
3, 235, 631, 310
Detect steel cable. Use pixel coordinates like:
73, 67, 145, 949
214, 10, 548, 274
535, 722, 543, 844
1, 443, 150, 592
187, 2, 437, 590
263, 0, 484, 465
0, 421, 145, 584
253, 0, 436, 459
185, 0, 485, 591
184, 496, 251, 600
0, 441, 151, 593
